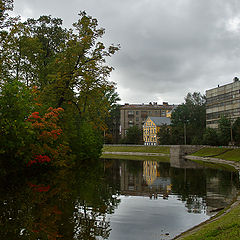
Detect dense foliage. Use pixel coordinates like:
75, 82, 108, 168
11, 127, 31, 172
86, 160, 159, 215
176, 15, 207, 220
120, 125, 143, 144
157, 91, 240, 146
0, 1, 120, 172
157, 92, 206, 145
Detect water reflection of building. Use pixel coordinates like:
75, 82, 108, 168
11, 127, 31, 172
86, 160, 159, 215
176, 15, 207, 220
120, 160, 144, 194
104, 158, 239, 215
206, 175, 238, 216
143, 161, 158, 185
119, 160, 172, 198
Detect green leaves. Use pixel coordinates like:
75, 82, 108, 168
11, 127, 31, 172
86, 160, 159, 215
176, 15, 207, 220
170, 92, 206, 144
0, 5, 120, 167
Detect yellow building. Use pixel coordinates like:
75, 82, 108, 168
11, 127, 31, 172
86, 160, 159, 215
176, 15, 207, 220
143, 116, 171, 145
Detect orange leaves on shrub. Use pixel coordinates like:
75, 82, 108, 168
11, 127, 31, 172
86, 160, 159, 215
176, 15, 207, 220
27, 107, 64, 141
26, 107, 68, 167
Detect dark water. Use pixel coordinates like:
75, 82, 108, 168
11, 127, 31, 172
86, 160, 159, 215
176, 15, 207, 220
0, 158, 239, 240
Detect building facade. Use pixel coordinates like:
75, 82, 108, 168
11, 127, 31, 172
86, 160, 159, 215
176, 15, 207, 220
120, 102, 175, 137
143, 116, 171, 145
206, 79, 240, 128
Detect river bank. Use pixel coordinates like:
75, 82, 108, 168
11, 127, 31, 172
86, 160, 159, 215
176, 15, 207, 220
101, 145, 240, 240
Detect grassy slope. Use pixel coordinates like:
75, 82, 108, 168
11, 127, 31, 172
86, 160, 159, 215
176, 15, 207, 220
192, 148, 240, 162
102, 145, 170, 154
181, 202, 240, 240
217, 149, 240, 162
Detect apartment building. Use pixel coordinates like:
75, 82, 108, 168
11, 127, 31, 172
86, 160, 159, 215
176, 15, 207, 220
206, 78, 240, 128
120, 102, 175, 137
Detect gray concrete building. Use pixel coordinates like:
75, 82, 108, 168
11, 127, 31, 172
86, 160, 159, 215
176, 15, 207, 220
120, 102, 175, 137
206, 78, 240, 128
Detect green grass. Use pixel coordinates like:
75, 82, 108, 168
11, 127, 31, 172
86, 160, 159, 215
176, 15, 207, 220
216, 149, 240, 162
101, 154, 170, 162
191, 148, 240, 162
191, 147, 230, 157
102, 145, 170, 154
181, 202, 240, 240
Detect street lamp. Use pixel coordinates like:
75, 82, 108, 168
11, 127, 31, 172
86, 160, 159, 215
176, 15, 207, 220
184, 122, 187, 145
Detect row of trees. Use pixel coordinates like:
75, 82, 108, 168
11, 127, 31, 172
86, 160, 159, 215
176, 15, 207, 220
0, 0, 120, 171
158, 92, 240, 146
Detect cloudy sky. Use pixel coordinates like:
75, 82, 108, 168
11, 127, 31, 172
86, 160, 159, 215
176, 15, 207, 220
12, 0, 240, 104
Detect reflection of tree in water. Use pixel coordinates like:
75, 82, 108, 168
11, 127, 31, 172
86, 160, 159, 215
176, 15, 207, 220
126, 159, 143, 176
0, 159, 120, 240
185, 195, 207, 214
73, 201, 111, 240
170, 166, 239, 214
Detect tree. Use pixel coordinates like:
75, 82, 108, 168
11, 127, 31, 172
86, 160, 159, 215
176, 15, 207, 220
233, 117, 240, 145
0, 80, 34, 161
0, 0, 14, 28
105, 103, 121, 144
218, 116, 231, 146
0, 8, 120, 163
171, 92, 206, 145
157, 124, 171, 145
124, 126, 143, 144
202, 128, 219, 146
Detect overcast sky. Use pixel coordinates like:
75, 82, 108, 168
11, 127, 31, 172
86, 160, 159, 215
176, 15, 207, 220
12, 0, 240, 104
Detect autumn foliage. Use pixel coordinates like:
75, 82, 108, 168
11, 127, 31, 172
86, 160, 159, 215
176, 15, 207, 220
0, 3, 120, 173
25, 107, 71, 167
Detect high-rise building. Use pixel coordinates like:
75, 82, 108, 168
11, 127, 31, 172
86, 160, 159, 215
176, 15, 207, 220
206, 78, 240, 128
120, 102, 175, 137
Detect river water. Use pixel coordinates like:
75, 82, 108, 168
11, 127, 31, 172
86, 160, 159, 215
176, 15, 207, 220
0, 158, 239, 239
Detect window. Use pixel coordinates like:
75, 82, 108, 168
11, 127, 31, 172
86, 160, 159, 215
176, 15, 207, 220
128, 111, 134, 115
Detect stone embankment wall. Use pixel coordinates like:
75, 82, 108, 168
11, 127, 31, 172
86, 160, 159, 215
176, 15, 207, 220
169, 145, 204, 168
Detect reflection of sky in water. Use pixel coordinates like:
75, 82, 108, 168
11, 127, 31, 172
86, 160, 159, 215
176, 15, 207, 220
107, 195, 209, 240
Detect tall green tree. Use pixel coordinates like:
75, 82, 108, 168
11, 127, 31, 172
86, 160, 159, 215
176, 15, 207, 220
0, 5, 120, 163
171, 92, 206, 144
202, 127, 219, 146
157, 124, 171, 145
0, 80, 34, 163
124, 125, 143, 144
218, 116, 231, 146
233, 117, 240, 145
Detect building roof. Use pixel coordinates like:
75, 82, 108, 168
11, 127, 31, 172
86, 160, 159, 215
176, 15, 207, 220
206, 79, 240, 93
148, 116, 171, 126
120, 103, 175, 110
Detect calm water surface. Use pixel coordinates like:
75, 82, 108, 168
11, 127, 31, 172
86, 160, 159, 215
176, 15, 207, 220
0, 158, 239, 239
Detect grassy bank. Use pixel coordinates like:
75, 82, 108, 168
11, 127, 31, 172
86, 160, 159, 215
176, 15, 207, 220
102, 145, 170, 154
191, 148, 240, 162
180, 201, 240, 240
183, 147, 240, 239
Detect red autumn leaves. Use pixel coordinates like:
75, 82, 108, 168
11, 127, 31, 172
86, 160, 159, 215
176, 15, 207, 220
26, 107, 65, 167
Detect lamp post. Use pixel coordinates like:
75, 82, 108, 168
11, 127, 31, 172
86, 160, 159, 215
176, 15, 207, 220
184, 122, 187, 145
230, 119, 234, 145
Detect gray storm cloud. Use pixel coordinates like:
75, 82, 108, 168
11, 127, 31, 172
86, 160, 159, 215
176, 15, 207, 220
13, 0, 240, 104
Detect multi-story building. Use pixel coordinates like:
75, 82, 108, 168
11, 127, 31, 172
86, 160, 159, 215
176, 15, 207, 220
206, 78, 240, 128
120, 102, 175, 137
143, 116, 171, 145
